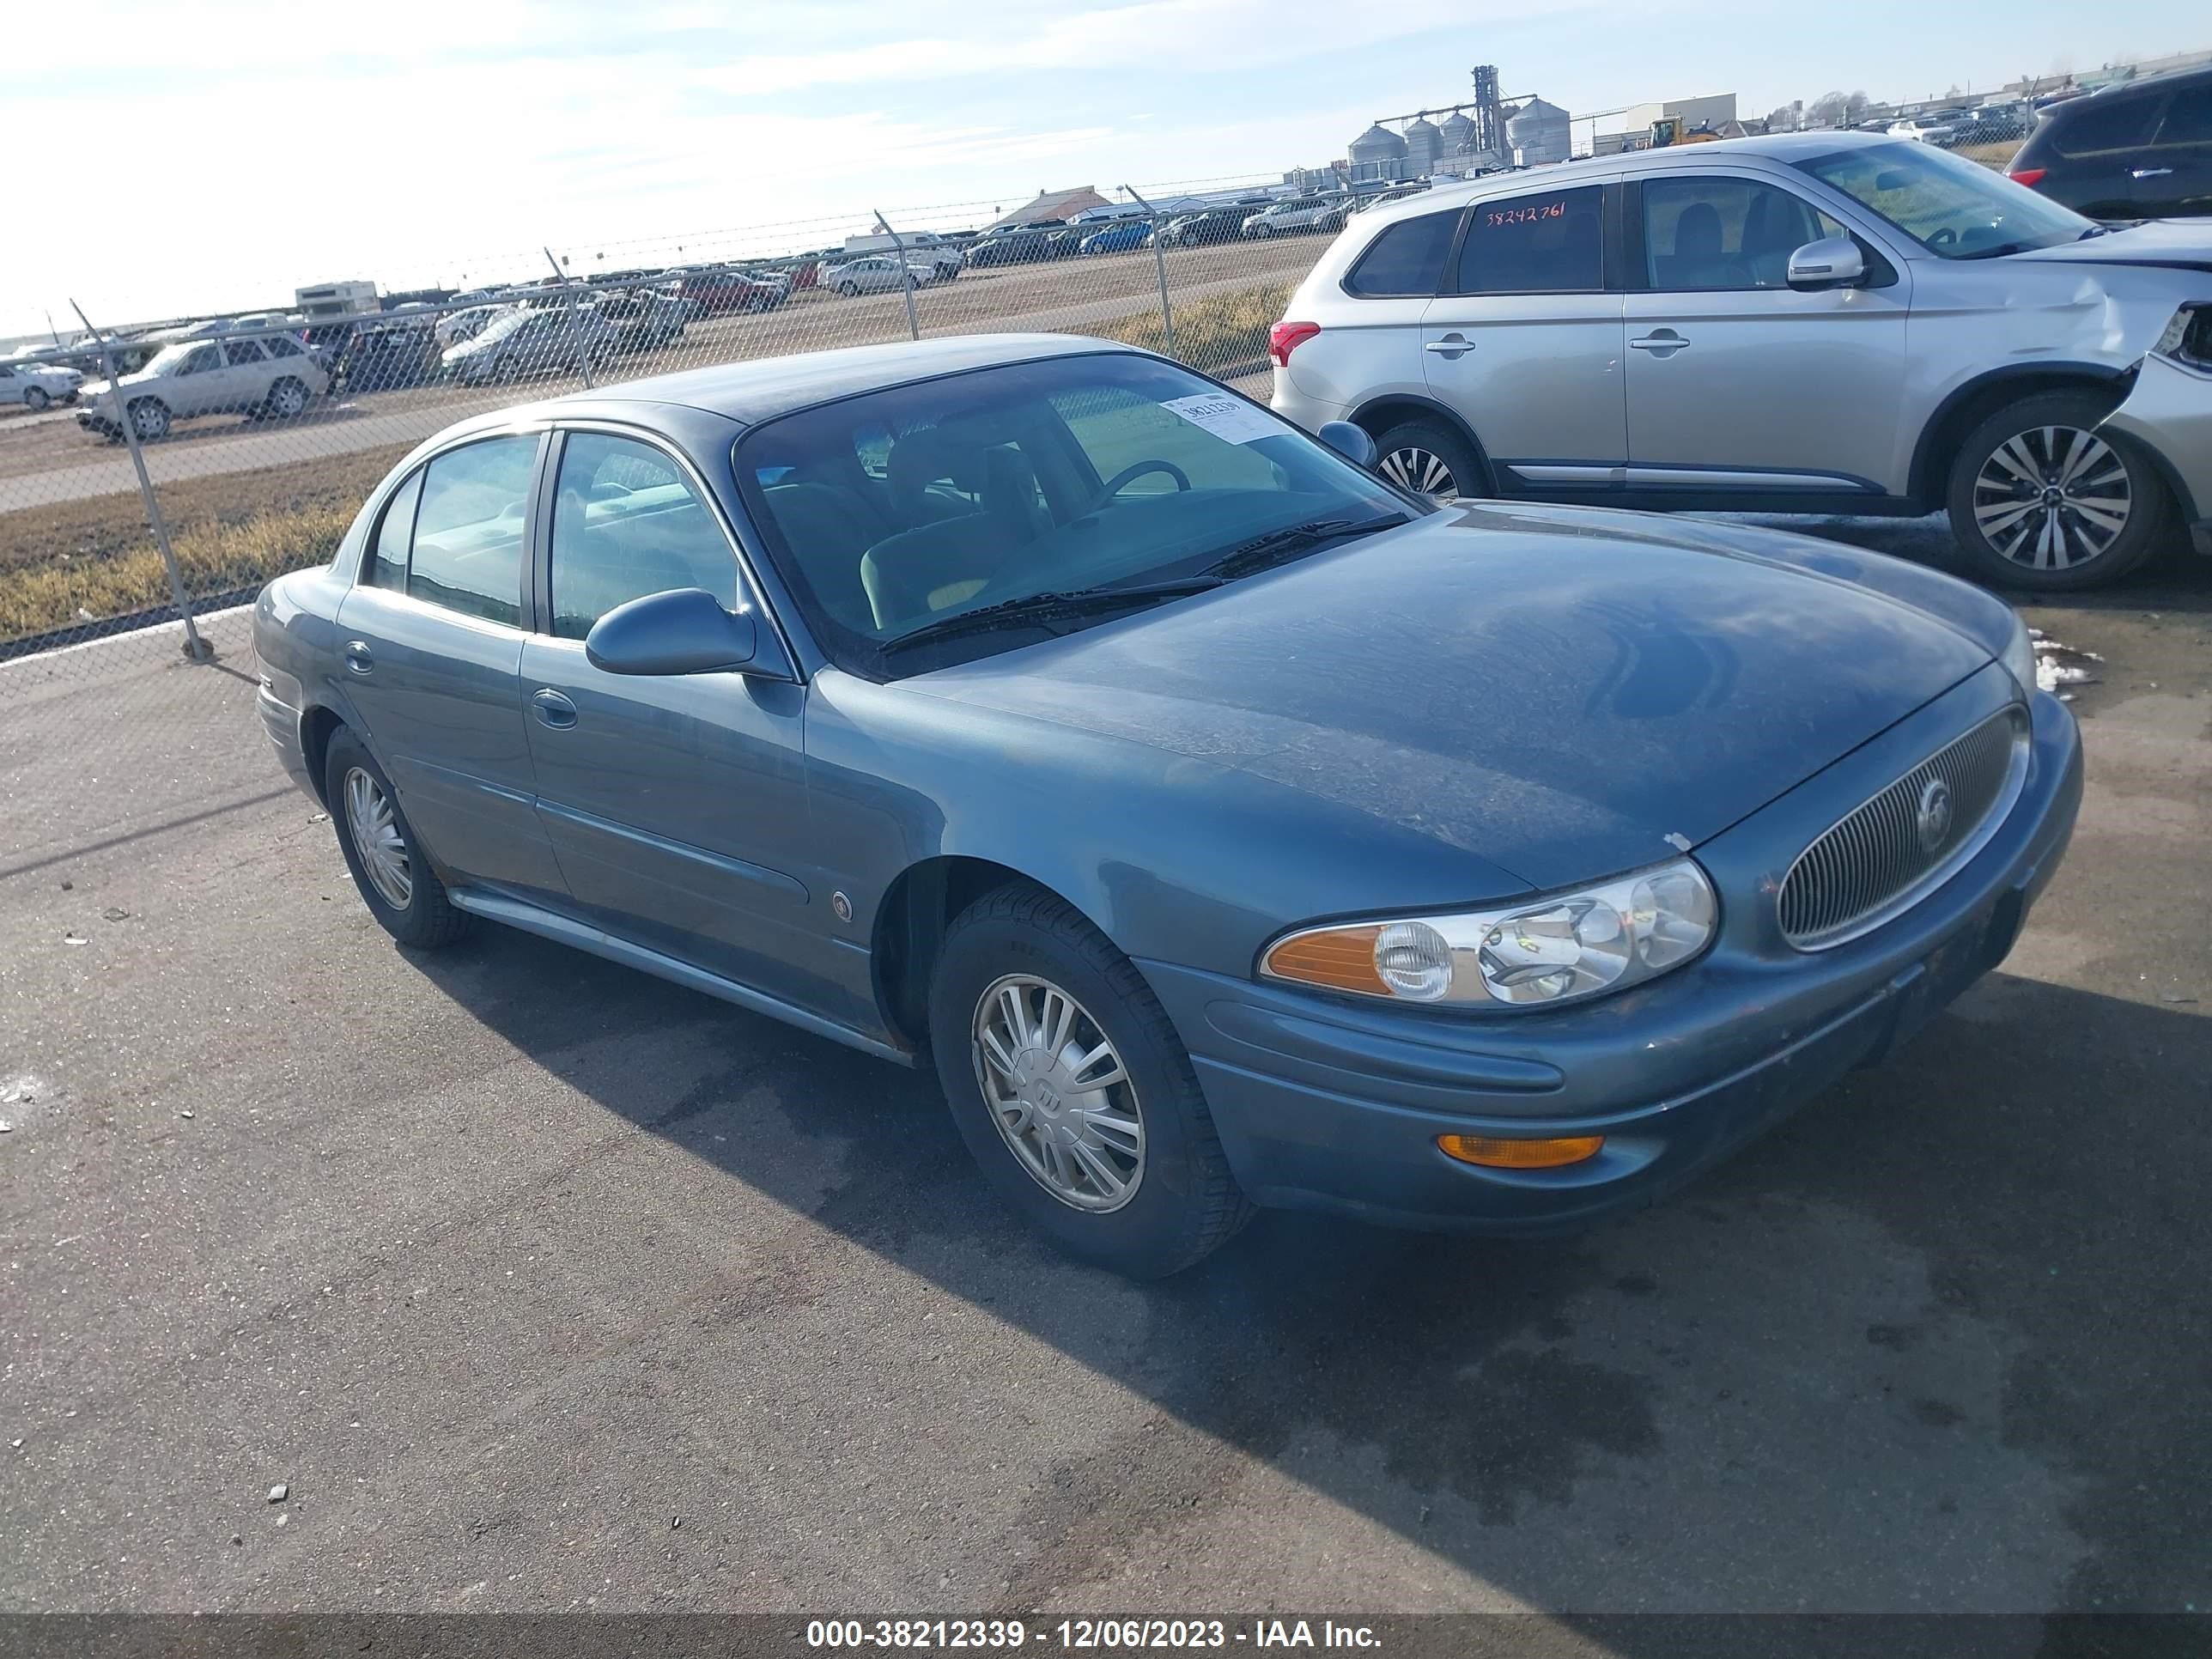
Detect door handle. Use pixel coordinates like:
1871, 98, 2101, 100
531, 688, 579, 730
1630, 330, 1689, 354
2131, 167, 2173, 179
1424, 334, 1473, 356
343, 640, 374, 676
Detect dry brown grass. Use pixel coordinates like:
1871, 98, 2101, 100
0, 444, 412, 640
1093, 281, 1293, 376
1956, 138, 2027, 168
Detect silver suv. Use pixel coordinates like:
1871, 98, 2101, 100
1270, 132, 2211, 590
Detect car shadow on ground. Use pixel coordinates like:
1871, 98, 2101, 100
405, 922, 2211, 1635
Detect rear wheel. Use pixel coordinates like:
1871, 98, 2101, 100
323, 726, 471, 950
265, 376, 308, 419
1946, 390, 2172, 591
927, 883, 1254, 1278
1370, 418, 1484, 501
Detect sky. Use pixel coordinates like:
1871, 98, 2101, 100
3, 0, 2204, 335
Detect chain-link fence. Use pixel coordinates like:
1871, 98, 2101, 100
0, 175, 1326, 675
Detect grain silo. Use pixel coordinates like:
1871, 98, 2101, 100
1505, 97, 1571, 165
1347, 122, 1409, 182
1438, 110, 1475, 155
1403, 116, 1443, 175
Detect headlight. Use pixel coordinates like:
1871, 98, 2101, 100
1261, 859, 1718, 1011
1999, 608, 2037, 694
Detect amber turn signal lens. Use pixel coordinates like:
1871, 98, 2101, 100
1262, 925, 1386, 994
1437, 1133, 1604, 1170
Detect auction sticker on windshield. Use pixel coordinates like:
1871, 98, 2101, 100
1161, 392, 1279, 446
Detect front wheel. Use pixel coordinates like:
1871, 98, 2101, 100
23, 386, 50, 412
1946, 391, 2172, 591
1370, 418, 1484, 501
126, 398, 170, 441
837, 281, 859, 297
927, 884, 1254, 1278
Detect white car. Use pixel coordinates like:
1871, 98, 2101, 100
0, 359, 82, 411
435, 304, 517, 349
819, 255, 930, 296
1241, 197, 1348, 238
439, 306, 616, 386
76, 333, 327, 441
1887, 113, 1966, 144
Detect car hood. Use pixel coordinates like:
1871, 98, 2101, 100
2005, 219, 2212, 272
905, 505, 2002, 891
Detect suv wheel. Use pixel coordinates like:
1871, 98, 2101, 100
1371, 419, 1483, 501
1947, 391, 2172, 591
927, 883, 1255, 1278
265, 377, 309, 419
23, 386, 50, 412
126, 398, 170, 441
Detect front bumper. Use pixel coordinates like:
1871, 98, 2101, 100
2106, 351, 2212, 546
1139, 684, 2083, 1233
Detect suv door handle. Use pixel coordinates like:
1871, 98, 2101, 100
531, 688, 579, 730
343, 640, 374, 676
2131, 167, 2174, 179
1630, 329, 1690, 356
1424, 334, 1473, 356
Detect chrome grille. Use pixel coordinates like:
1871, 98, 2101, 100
1778, 707, 2028, 950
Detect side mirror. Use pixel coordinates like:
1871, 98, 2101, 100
584, 586, 757, 676
1317, 420, 1378, 469
1786, 236, 1867, 290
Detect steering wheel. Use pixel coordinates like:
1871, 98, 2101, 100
1094, 459, 1191, 507
1927, 226, 1958, 249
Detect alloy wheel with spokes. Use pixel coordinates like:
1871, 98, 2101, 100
1380, 445, 1459, 499
343, 766, 413, 910
971, 973, 1146, 1212
1971, 423, 2131, 573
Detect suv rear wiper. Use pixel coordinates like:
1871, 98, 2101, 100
1195, 513, 1409, 581
877, 577, 1224, 655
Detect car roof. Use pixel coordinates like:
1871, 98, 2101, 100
2058, 62, 2212, 106
445, 333, 1127, 432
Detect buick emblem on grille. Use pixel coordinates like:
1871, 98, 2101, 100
1916, 777, 1955, 853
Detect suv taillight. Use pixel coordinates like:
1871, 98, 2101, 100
1269, 320, 1320, 368
2008, 167, 2047, 187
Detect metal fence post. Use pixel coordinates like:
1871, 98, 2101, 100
69, 301, 212, 663
873, 210, 921, 343
548, 246, 595, 389
1121, 185, 1176, 360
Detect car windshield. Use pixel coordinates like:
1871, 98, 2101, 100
737, 352, 1419, 677
1795, 140, 2095, 258
142, 343, 200, 374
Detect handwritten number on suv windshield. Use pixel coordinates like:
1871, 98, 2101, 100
1485, 200, 1569, 228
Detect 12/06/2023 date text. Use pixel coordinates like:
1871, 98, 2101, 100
805, 1620, 1382, 1649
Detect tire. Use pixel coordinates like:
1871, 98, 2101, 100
265, 377, 308, 420
323, 726, 471, 950
1945, 390, 2172, 591
837, 281, 859, 298
23, 386, 50, 412
1370, 418, 1485, 500
927, 882, 1255, 1278
125, 398, 170, 441
1251, 222, 1273, 239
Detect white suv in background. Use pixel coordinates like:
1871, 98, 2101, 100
77, 333, 328, 441
0, 359, 82, 410
1268, 132, 2212, 590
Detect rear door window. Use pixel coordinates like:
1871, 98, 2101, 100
366, 470, 423, 590
2153, 85, 2212, 146
222, 339, 267, 366
1344, 209, 1461, 296
405, 435, 538, 626
2053, 96, 2163, 155
264, 335, 303, 358
1455, 185, 1604, 294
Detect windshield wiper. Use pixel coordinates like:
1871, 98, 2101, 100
1196, 513, 1409, 581
876, 578, 1224, 655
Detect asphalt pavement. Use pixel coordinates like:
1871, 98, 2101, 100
2, 532, 2208, 1626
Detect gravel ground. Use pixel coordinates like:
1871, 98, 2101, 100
2, 532, 2208, 1626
